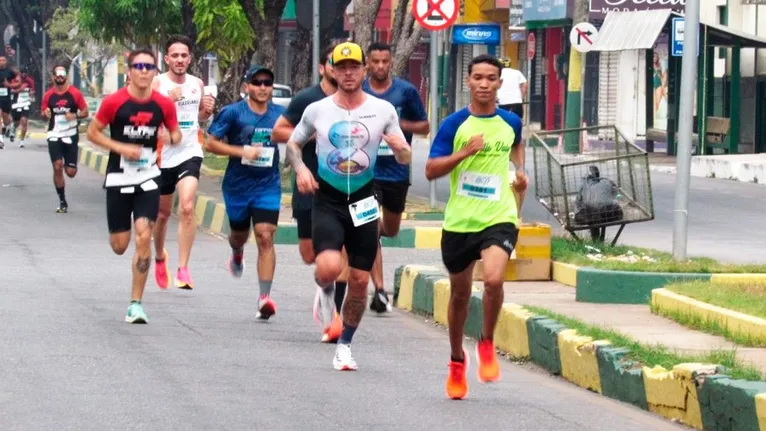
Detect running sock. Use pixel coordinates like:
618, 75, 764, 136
339, 323, 357, 344
259, 280, 273, 297
130, 300, 141, 305
334, 281, 347, 312
451, 355, 465, 363
231, 246, 244, 264
56, 186, 66, 203
480, 335, 493, 343
155, 255, 165, 263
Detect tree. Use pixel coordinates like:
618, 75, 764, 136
237, 0, 287, 70
351, 0, 424, 76
192, 0, 256, 105
46, 6, 122, 95
73, 0, 182, 47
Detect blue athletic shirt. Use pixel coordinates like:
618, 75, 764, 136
362, 77, 427, 183
207, 100, 285, 196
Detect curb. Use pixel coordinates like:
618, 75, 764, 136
78, 145, 443, 249
652, 288, 766, 345
394, 264, 766, 430
549, 261, 766, 304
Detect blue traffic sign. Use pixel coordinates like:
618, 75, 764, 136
672, 17, 700, 57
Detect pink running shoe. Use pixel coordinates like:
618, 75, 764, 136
175, 267, 194, 290
256, 295, 277, 320
155, 249, 170, 289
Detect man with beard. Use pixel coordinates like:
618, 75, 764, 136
0, 54, 19, 149
151, 35, 215, 291
206, 65, 285, 321
285, 42, 409, 371
272, 44, 345, 343
41, 64, 89, 212
362, 42, 429, 314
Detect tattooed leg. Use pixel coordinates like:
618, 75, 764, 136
131, 218, 155, 302
338, 268, 371, 344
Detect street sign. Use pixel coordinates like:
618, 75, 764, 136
569, 22, 598, 53
413, 0, 459, 31
671, 17, 700, 57
527, 32, 536, 60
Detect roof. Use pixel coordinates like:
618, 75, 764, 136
589, 9, 766, 52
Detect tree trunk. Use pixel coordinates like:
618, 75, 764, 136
238, 0, 288, 70
181, 0, 205, 76
390, 1, 424, 77
217, 48, 255, 108
351, 0, 383, 54
290, 26, 312, 93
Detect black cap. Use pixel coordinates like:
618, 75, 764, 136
245, 65, 274, 82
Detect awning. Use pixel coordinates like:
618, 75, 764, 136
589, 9, 766, 52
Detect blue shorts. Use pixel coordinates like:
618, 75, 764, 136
222, 177, 281, 231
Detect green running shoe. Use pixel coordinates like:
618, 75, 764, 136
125, 302, 148, 324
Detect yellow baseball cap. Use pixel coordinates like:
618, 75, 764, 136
332, 42, 364, 65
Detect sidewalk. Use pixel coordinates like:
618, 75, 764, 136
498, 281, 766, 373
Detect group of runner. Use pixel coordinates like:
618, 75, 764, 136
17, 36, 527, 398
0, 55, 34, 149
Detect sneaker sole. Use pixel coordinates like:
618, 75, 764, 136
257, 303, 276, 320
333, 363, 358, 371
125, 316, 148, 324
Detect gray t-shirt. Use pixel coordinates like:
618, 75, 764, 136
290, 94, 405, 201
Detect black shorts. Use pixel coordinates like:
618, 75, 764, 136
106, 185, 161, 233
0, 97, 10, 114
159, 156, 202, 195
229, 209, 280, 232
500, 103, 524, 119
373, 179, 409, 214
294, 209, 312, 240
312, 196, 379, 271
48, 136, 80, 168
11, 107, 29, 122
441, 223, 519, 274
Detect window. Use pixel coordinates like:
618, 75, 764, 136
272, 87, 291, 98
718, 5, 728, 59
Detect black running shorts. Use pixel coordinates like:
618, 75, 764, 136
294, 209, 312, 240
312, 196, 379, 271
11, 107, 29, 122
441, 223, 519, 274
0, 97, 10, 114
48, 136, 80, 169
106, 184, 161, 233
373, 179, 409, 215
159, 156, 203, 195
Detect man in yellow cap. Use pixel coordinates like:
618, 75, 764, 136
285, 41, 411, 371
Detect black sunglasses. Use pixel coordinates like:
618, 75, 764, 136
131, 63, 157, 72
250, 79, 273, 87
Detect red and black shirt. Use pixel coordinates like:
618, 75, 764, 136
42, 85, 87, 138
94, 87, 178, 188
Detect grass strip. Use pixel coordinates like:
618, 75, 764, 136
551, 236, 766, 273
523, 305, 764, 381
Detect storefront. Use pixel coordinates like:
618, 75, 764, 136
450, 23, 502, 109
522, 0, 573, 130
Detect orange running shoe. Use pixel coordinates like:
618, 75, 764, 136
154, 249, 170, 289
321, 313, 343, 343
446, 351, 469, 400
475, 339, 500, 383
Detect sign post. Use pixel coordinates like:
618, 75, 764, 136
413, 0, 458, 209
526, 32, 535, 127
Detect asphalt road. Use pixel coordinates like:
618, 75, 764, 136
411, 142, 766, 264
0, 139, 685, 430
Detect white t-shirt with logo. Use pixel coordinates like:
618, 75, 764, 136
497, 68, 527, 106
156, 73, 204, 168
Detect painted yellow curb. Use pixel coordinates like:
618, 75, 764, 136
557, 329, 610, 393
711, 273, 766, 284
397, 265, 435, 311
494, 303, 535, 358
756, 393, 766, 431
642, 363, 713, 430
432, 279, 451, 326
652, 288, 766, 344
552, 261, 579, 287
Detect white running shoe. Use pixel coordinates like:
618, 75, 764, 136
312, 284, 335, 326
333, 343, 358, 371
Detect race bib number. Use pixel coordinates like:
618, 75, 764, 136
179, 112, 195, 130
457, 171, 501, 201
241, 145, 275, 168
0, 88, 7, 97
17, 92, 29, 104
54, 114, 76, 132
120, 147, 155, 176
378, 141, 394, 156
349, 195, 380, 227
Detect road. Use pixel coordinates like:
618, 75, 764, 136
411, 143, 766, 264
0, 139, 685, 430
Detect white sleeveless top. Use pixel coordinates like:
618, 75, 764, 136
157, 73, 203, 168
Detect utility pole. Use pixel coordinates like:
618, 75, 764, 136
428, 30, 439, 208
563, 0, 589, 153
312, 0, 320, 84
672, 0, 700, 261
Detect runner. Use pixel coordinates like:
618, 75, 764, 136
0, 55, 18, 149
86, 48, 181, 323
285, 42, 410, 370
363, 42, 429, 313
41, 64, 89, 213
425, 54, 527, 399
272, 44, 344, 342
151, 35, 215, 290
9, 67, 33, 147
206, 65, 284, 321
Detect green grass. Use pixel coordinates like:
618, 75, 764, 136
202, 151, 228, 172
524, 305, 765, 381
551, 236, 766, 273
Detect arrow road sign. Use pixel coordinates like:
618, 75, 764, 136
412, 0, 458, 31
569, 22, 599, 53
